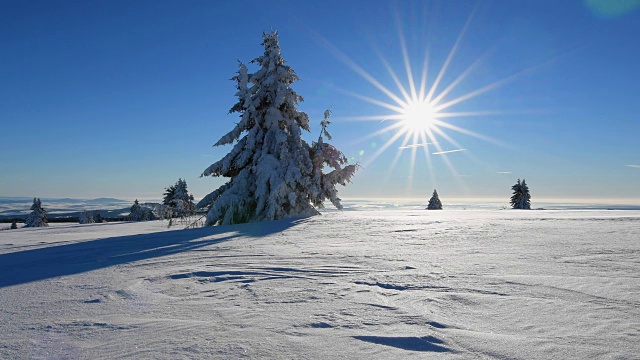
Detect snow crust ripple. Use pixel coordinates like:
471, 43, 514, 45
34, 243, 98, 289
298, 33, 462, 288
1, 210, 639, 358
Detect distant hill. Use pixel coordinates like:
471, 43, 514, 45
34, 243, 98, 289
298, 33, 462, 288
0, 197, 33, 203
0, 197, 133, 221
0, 197, 128, 204
87, 198, 127, 203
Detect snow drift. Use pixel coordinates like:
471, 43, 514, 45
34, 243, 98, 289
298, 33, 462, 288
1, 210, 639, 358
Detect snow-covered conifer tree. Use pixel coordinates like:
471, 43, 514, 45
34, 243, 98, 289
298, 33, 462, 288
426, 189, 443, 210
10, 220, 18, 229
162, 184, 176, 206
510, 179, 531, 209
128, 199, 158, 221
519, 179, 531, 209
94, 213, 105, 223
24, 198, 48, 227
172, 178, 195, 217
308, 110, 357, 210
129, 199, 142, 221
510, 179, 522, 208
79, 211, 95, 224
163, 179, 195, 218
198, 32, 356, 225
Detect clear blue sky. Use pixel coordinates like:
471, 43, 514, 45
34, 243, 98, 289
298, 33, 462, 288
2, 0, 639, 203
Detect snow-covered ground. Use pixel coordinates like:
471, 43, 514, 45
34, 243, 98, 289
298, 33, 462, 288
1, 210, 639, 359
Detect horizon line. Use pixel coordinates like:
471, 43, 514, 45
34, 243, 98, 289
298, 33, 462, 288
2, 195, 640, 206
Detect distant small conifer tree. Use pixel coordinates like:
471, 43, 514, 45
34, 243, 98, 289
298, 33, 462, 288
24, 198, 48, 227
79, 211, 95, 224
427, 189, 443, 210
128, 199, 157, 221
163, 179, 195, 218
163, 184, 177, 206
510, 179, 531, 209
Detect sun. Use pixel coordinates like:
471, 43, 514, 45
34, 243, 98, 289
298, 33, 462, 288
400, 100, 437, 132
311, 4, 538, 185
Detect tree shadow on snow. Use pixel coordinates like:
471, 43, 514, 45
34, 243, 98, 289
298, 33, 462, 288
353, 335, 450, 353
0, 217, 308, 288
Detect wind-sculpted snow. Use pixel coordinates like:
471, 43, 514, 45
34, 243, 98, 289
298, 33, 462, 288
1, 210, 639, 359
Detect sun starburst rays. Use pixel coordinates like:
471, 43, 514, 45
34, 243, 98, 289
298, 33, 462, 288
351, 69, 485, 173
309, 4, 544, 189
325, 7, 514, 186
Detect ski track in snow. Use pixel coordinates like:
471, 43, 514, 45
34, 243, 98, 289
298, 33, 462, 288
1, 210, 639, 359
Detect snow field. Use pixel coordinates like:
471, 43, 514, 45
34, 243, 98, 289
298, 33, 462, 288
1, 210, 639, 359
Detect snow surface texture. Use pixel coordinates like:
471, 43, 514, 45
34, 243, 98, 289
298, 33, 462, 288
1, 210, 639, 359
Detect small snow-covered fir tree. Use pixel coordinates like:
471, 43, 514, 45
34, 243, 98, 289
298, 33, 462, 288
163, 179, 195, 218
10, 220, 18, 229
128, 199, 142, 220
426, 189, 443, 210
173, 179, 195, 217
510, 179, 531, 209
24, 198, 48, 227
79, 211, 95, 224
162, 184, 176, 206
510, 179, 522, 208
198, 32, 357, 225
308, 110, 357, 210
128, 199, 158, 221
519, 179, 532, 209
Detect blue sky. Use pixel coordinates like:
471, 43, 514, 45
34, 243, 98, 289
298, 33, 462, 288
1, 0, 639, 203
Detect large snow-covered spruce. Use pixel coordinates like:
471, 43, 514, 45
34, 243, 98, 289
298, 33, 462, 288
24, 197, 48, 227
199, 32, 356, 225
427, 189, 443, 210
510, 178, 531, 209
